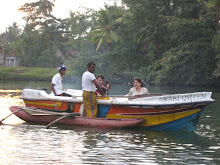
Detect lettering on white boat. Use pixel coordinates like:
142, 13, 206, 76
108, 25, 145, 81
158, 93, 207, 103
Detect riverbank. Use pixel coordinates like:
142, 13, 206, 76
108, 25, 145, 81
0, 66, 58, 81
1, 66, 219, 87
0, 66, 124, 85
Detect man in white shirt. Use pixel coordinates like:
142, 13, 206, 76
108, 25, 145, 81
82, 62, 104, 117
51, 65, 70, 97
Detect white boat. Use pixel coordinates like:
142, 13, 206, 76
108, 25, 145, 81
15, 89, 215, 131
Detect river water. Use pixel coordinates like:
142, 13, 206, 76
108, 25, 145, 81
0, 80, 219, 165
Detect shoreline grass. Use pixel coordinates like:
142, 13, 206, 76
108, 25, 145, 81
0, 66, 58, 81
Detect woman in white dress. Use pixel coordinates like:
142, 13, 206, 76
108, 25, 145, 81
128, 77, 149, 96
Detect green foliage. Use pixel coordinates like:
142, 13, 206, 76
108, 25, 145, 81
18, 24, 63, 67
153, 40, 216, 86
37, 45, 62, 67
212, 31, 220, 77
89, 7, 121, 52
129, 0, 220, 86
70, 53, 117, 80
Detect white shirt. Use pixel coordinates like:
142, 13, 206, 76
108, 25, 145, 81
128, 87, 149, 96
51, 73, 63, 95
82, 71, 96, 92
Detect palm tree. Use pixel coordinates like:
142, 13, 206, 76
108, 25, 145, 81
36, 0, 55, 16
7, 22, 21, 43
89, 9, 119, 53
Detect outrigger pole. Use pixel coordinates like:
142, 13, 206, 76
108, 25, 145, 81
0, 107, 53, 129
0, 106, 81, 129
0, 108, 22, 124
46, 113, 80, 129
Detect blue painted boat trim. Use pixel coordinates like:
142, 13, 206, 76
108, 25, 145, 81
97, 105, 111, 118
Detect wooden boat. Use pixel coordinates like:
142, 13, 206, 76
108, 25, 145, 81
8, 106, 145, 129
19, 89, 215, 131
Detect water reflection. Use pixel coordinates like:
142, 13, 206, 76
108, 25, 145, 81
1, 124, 220, 165
0, 126, 19, 165
74, 129, 220, 164
0, 90, 24, 125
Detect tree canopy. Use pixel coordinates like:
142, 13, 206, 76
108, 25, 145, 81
1, 0, 220, 86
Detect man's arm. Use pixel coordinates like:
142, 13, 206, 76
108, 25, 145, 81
50, 83, 57, 96
92, 79, 105, 96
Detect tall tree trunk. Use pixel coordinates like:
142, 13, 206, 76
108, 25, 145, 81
106, 42, 111, 53
105, 42, 114, 70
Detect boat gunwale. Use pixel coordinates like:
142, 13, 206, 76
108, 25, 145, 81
22, 97, 215, 107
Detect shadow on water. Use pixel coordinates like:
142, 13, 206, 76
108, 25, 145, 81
66, 126, 214, 146
53, 123, 218, 150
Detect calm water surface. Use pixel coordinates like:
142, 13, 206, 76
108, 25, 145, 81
0, 80, 220, 165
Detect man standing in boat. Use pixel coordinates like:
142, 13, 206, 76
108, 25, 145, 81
51, 64, 71, 97
82, 62, 104, 118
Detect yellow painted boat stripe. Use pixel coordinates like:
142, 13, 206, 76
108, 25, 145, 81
24, 101, 62, 108
106, 109, 201, 127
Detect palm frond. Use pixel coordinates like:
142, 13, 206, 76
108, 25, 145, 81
98, 10, 109, 25
110, 30, 119, 42
88, 28, 102, 37
96, 37, 103, 51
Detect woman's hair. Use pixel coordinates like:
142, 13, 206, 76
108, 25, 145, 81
104, 80, 111, 89
133, 77, 144, 87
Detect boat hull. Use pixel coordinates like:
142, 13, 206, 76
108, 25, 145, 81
19, 103, 205, 131
9, 106, 145, 129
98, 104, 206, 131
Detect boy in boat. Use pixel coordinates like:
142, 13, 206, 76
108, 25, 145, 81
82, 62, 104, 117
51, 65, 71, 97
96, 74, 107, 95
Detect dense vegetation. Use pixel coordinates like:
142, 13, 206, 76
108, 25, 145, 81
1, 0, 220, 86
